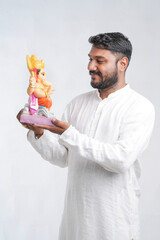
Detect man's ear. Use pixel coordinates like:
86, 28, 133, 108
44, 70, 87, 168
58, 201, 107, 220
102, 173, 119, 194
118, 57, 128, 72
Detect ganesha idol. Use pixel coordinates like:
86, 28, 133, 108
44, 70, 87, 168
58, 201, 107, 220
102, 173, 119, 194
20, 55, 55, 126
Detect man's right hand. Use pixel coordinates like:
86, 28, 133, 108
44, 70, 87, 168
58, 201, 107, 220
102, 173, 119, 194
16, 109, 44, 139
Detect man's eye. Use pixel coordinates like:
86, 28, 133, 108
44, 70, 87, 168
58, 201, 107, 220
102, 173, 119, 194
89, 58, 92, 62
97, 60, 104, 64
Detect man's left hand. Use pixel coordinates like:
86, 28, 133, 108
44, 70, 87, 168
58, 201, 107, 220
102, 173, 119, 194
35, 118, 70, 135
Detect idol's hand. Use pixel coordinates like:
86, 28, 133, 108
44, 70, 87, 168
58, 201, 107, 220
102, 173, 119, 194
35, 118, 70, 135
42, 80, 52, 87
29, 76, 36, 87
48, 89, 56, 95
27, 77, 37, 96
16, 109, 44, 138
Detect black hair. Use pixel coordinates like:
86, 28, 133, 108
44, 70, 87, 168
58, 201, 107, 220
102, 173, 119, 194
88, 32, 132, 65
37, 69, 41, 75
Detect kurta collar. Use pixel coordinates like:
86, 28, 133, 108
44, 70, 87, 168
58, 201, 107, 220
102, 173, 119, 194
95, 84, 130, 101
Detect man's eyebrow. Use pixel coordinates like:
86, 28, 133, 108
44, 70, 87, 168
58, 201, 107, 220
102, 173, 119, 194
88, 54, 106, 59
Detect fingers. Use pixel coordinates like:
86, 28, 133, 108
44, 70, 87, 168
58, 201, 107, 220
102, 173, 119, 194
29, 76, 36, 83
35, 124, 64, 135
52, 118, 65, 127
17, 109, 32, 130
52, 119, 70, 131
26, 124, 35, 131
20, 123, 34, 130
17, 109, 30, 130
35, 124, 55, 131
26, 124, 43, 134
17, 117, 70, 135
50, 127, 64, 134
21, 123, 44, 135
16, 109, 24, 122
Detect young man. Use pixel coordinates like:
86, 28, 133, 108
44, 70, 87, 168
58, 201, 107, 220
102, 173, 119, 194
17, 32, 155, 240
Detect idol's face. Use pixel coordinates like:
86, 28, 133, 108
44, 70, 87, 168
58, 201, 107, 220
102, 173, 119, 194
38, 69, 46, 82
88, 47, 119, 90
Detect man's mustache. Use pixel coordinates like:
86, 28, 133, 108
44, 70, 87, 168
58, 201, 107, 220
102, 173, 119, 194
89, 71, 102, 77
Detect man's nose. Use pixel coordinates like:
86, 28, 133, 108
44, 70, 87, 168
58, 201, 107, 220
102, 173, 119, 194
88, 60, 97, 71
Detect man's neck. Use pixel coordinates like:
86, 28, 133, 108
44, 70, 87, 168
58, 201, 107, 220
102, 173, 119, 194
99, 82, 127, 100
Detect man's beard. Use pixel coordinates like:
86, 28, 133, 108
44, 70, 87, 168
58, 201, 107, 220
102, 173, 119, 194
89, 68, 118, 90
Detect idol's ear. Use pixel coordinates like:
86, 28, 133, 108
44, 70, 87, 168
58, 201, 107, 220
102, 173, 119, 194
26, 55, 38, 72
27, 55, 32, 72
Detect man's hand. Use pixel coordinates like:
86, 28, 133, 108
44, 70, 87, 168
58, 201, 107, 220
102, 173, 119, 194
17, 109, 70, 136
35, 118, 70, 135
16, 109, 44, 138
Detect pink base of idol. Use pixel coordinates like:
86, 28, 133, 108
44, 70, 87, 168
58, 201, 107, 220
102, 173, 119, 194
20, 114, 55, 127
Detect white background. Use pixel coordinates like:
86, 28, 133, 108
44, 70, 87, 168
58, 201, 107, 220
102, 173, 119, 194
0, 0, 160, 239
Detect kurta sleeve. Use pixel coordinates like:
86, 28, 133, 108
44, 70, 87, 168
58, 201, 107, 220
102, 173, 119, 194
27, 104, 72, 168
59, 101, 155, 173
27, 130, 68, 167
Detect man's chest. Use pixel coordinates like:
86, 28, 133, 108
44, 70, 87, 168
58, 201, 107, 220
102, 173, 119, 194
70, 99, 126, 142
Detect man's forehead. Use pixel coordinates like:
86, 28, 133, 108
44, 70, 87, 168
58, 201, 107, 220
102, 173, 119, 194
88, 46, 115, 58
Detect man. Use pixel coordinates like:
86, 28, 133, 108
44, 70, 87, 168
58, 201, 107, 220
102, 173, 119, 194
17, 32, 155, 240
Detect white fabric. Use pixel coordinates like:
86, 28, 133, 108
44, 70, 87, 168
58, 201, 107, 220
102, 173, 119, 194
27, 85, 155, 240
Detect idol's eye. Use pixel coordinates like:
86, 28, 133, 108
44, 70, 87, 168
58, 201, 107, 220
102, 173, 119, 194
89, 58, 92, 62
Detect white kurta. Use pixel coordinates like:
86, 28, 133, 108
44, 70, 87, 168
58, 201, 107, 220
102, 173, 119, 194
28, 85, 155, 240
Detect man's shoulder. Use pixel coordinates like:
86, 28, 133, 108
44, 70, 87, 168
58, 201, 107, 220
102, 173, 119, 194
127, 87, 155, 113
